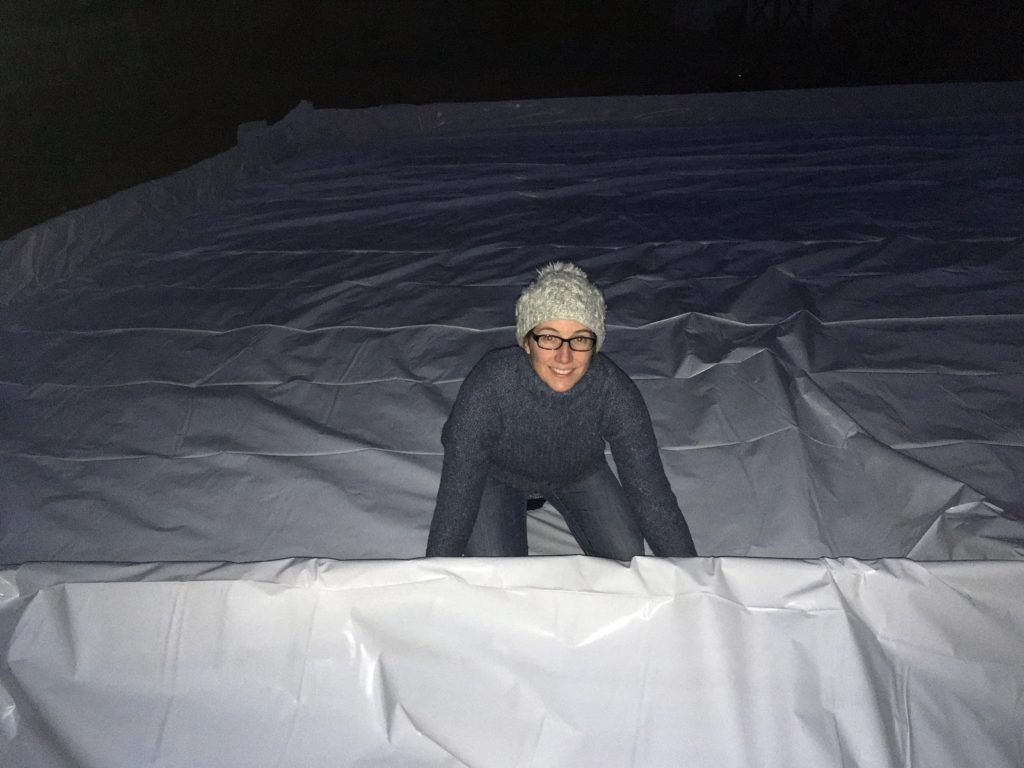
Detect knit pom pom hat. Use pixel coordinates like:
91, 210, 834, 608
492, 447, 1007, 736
515, 262, 606, 351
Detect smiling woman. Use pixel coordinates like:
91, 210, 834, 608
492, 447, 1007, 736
524, 320, 595, 392
425, 262, 697, 559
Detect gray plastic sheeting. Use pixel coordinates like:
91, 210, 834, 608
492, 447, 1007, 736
2, 83, 1024, 765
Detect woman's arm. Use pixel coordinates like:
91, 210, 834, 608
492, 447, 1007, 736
425, 358, 502, 556
605, 374, 697, 557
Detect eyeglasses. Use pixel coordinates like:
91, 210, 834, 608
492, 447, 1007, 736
529, 332, 596, 352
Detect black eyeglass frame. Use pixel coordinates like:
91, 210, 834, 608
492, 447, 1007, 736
529, 332, 597, 352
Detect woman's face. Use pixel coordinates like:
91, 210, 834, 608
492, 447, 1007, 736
523, 318, 595, 393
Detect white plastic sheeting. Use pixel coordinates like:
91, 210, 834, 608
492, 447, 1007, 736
3, 557, 1024, 767
2, 83, 1024, 766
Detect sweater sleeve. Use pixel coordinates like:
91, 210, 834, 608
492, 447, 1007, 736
425, 357, 502, 557
604, 373, 697, 557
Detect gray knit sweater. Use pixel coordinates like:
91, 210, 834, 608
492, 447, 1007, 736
426, 347, 696, 557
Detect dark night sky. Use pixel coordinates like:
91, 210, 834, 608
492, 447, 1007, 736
2, 0, 1022, 239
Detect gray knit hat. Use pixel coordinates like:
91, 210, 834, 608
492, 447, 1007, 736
515, 262, 606, 350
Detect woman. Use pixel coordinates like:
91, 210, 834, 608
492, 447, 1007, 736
426, 262, 697, 559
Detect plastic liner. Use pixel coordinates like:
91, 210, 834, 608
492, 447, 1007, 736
2, 83, 1024, 765
2, 557, 1024, 767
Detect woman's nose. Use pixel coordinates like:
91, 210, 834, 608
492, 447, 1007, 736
555, 342, 573, 362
